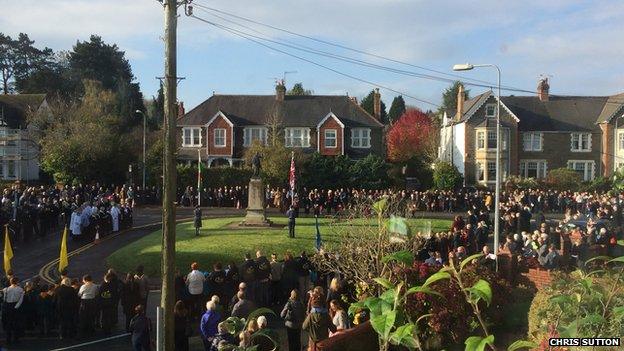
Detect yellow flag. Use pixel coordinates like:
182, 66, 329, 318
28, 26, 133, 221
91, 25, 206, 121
59, 226, 68, 273
4, 225, 13, 273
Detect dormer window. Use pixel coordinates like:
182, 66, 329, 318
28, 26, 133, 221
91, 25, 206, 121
485, 104, 497, 118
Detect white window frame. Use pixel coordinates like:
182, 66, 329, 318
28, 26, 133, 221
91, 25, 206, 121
477, 128, 508, 151
214, 128, 226, 147
476, 131, 485, 150
519, 160, 548, 179
618, 131, 624, 150
182, 127, 202, 147
570, 133, 591, 152
243, 127, 267, 146
567, 160, 595, 181
285, 128, 310, 148
324, 129, 337, 148
351, 128, 371, 148
485, 104, 497, 118
476, 162, 485, 182
523, 132, 543, 151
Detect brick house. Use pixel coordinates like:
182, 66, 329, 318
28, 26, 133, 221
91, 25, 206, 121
177, 84, 385, 167
439, 79, 624, 185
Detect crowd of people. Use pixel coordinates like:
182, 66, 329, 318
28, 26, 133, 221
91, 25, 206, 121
0, 267, 149, 347
174, 249, 353, 351
1, 184, 135, 244
178, 185, 624, 218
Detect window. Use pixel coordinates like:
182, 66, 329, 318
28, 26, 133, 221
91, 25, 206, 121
487, 161, 496, 182
351, 128, 371, 148
324, 129, 337, 148
7, 160, 15, 178
214, 128, 226, 147
477, 129, 507, 150
571, 133, 591, 152
0, 162, 4, 178
568, 160, 594, 181
485, 104, 497, 118
477, 131, 485, 149
487, 131, 497, 149
182, 127, 202, 147
519, 160, 547, 178
243, 127, 267, 146
476, 162, 484, 181
285, 128, 310, 147
523, 132, 543, 151
618, 132, 624, 150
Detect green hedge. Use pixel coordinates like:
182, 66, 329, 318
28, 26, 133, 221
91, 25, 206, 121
177, 164, 253, 189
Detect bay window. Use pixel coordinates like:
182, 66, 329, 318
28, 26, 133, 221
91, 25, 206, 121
214, 128, 226, 147
324, 129, 337, 148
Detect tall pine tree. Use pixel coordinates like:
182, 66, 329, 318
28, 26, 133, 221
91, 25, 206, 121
438, 81, 469, 116
387, 95, 406, 124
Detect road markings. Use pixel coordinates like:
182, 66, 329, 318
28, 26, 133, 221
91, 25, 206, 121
48, 333, 131, 350
39, 217, 193, 284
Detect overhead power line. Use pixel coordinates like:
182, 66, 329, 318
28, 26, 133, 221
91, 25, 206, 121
192, 2, 624, 106
189, 14, 441, 107
192, 2, 518, 89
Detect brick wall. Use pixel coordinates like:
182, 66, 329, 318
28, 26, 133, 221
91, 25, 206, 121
318, 117, 344, 156
207, 115, 232, 156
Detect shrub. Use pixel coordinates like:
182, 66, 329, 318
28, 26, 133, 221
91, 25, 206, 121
528, 265, 624, 346
544, 168, 581, 191
505, 175, 540, 190
432, 161, 462, 190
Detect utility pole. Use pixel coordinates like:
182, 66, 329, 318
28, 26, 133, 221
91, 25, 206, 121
160, 0, 191, 349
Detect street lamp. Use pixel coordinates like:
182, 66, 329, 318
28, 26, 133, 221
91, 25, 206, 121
453, 63, 502, 269
136, 110, 147, 189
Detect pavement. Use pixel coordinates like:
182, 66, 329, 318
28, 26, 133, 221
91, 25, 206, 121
3, 206, 566, 350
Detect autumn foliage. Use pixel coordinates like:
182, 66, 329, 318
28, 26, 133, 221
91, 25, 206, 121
386, 108, 435, 163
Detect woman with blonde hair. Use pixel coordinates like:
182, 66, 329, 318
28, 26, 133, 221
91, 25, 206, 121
239, 318, 258, 347
281, 289, 305, 351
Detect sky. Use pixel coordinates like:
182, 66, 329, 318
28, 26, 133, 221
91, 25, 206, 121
1, 0, 623, 111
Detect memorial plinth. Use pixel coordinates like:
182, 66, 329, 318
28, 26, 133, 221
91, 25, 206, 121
240, 177, 272, 227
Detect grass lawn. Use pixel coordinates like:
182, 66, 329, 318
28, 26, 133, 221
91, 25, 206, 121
107, 216, 451, 277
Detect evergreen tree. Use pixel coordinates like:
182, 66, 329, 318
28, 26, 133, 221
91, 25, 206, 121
287, 82, 312, 95
438, 81, 469, 116
360, 90, 387, 123
387, 95, 406, 124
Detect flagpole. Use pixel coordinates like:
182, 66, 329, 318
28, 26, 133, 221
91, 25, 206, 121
197, 149, 202, 207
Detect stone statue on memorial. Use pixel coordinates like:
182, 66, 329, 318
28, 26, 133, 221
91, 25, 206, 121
251, 152, 262, 178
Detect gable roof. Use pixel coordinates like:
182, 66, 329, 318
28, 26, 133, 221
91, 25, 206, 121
0, 94, 46, 129
179, 94, 383, 128
449, 90, 624, 132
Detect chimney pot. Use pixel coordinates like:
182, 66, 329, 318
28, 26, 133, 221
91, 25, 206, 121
537, 78, 550, 102
456, 84, 465, 121
177, 101, 185, 118
373, 88, 381, 120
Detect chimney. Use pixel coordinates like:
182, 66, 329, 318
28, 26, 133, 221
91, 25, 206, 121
373, 88, 381, 120
350, 96, 358, 104
456, 84, 465, 120
275, 81, 286, 102
537, 78, 549, 102
177, 101, 185, 118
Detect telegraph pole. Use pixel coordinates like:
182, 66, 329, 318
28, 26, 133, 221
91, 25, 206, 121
160, 0, 189, 349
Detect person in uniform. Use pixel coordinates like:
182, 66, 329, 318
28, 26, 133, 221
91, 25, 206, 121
194, 205, 202, 236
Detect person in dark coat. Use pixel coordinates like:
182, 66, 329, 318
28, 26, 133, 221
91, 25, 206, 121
286, 205, 296, 238
55, 277, 79, 339
174, 300, 190, 351
281, 289, 305, 351
121, 273, 141, 332
194, 205, 202, 236
129, 305, 151, 351
99, 272, 118, 334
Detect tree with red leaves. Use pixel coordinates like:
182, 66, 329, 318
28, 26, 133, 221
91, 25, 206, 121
386, 108, 437, 163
